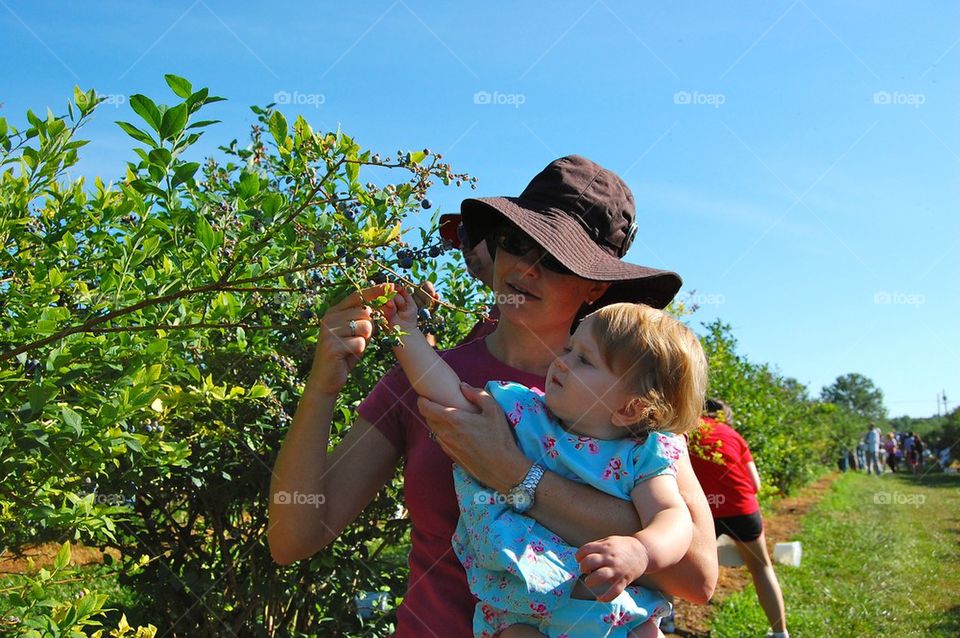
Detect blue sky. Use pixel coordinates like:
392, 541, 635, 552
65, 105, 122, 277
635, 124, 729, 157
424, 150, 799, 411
3, 1, 957, 418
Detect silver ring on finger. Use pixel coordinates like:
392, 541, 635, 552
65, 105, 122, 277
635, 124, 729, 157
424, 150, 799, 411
349, 319, 358, 337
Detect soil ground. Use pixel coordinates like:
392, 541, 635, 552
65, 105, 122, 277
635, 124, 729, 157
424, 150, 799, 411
667, 472, 837, 637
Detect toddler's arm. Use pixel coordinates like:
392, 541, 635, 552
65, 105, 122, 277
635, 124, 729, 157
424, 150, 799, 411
385, 286, 477, 413
575, 474, 692, 602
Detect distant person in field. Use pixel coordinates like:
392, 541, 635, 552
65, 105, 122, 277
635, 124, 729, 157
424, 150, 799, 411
863, 424, 882, 475
883, 432, 899, 473
689, 399, 790, 638
906, 431, 924, 474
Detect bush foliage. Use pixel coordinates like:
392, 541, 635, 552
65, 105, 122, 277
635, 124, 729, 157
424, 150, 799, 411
1, 76, 485, 636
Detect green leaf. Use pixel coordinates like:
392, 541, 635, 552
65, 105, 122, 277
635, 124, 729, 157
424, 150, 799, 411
262, 192, 283, 216
186, 87, 210, 112
142, 235, 161, 258
53, 541, 71, 570
130, 179, 167, 198
248, 384, 271, 399
22, 147, 39, 170
187, 119, 221, 130
129, 94, 163, 134
172, 161, 200, 187
48, 267, 64, 286
27, 385, 56, 414
73, 86, 93, 114
148, 148, 172, 167
116, 121, 157, 146
146, 339, 169, 355
160, 104, 189, 140
61, 405, 82, 435
268, 111, 288, 146
346, 161, 359, 184
238, 171, 260, 198
196, 216, 218, 251
164, 74, 193, 98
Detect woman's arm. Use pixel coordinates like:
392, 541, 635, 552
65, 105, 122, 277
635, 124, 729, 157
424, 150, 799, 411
747, 461, 762, 494
416, 387, 718, 603
268, 285, 401, 564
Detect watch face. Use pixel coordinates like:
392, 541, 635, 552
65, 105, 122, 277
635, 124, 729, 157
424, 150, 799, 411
509, 489, 531, 511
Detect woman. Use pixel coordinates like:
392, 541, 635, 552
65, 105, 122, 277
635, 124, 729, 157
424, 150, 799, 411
268, 155, 718, 637
688, 399, 789, 638
883, 431, 899, 473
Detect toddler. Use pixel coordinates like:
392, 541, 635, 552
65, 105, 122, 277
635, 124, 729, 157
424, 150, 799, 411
385, 287, 707, 638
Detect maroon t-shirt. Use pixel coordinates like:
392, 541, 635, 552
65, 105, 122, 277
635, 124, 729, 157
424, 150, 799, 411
688, 417, 759, 518
358, 336, 544, 638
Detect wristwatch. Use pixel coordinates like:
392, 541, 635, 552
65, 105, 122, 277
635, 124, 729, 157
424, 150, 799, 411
507, 463, 546, 514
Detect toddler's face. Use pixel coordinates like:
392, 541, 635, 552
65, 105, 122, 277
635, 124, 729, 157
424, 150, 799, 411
544, 318, 634, 437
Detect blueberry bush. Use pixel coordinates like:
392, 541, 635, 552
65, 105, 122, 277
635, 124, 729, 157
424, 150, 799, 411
0, 76, 486, 636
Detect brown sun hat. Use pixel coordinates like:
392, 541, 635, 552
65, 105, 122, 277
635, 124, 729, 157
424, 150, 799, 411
460, 154, 682, 309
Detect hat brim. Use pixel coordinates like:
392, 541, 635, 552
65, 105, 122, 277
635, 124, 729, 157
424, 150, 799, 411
461, 196, 682, 309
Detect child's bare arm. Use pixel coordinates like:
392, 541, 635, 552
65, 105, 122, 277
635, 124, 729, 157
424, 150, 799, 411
386, 286, 477, 413
629, 474, 694, 570
574, 474, 692, 602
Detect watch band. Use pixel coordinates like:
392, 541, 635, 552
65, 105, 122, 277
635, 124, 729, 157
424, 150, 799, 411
508, 463, 545, 513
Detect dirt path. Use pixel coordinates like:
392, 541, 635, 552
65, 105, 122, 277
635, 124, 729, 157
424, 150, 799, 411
0, 542, 119, 575
667, 472, 838, 637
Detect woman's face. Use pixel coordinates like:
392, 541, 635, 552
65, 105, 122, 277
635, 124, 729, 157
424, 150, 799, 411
489, 226, 609, 332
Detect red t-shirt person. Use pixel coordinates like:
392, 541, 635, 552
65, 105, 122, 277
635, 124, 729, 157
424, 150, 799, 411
688, 417, 759, 518
358, 336, 544, 638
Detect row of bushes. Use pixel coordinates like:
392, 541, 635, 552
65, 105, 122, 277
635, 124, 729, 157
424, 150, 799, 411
2, 79, 858, 636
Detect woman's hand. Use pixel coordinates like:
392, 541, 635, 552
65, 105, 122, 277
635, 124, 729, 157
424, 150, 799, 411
416, 382, 529, 493
311, 284, 392, 396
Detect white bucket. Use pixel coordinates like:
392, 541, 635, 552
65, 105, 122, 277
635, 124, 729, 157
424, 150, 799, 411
717, 534, 744, 567
354, 591, 390, 620
772, 541, 802, 566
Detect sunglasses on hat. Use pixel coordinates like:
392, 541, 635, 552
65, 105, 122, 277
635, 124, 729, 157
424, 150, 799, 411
488, 224, 573, 276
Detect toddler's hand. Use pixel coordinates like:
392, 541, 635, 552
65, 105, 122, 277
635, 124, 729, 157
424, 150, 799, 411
575, 536, 649, 603
385, 286, 419, 330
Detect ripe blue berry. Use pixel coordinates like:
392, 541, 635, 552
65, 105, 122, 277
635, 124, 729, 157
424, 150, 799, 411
420, 198, 432, 210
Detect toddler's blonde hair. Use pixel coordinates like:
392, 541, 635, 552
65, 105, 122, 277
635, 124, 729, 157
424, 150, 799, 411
585, 303, 707, 435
